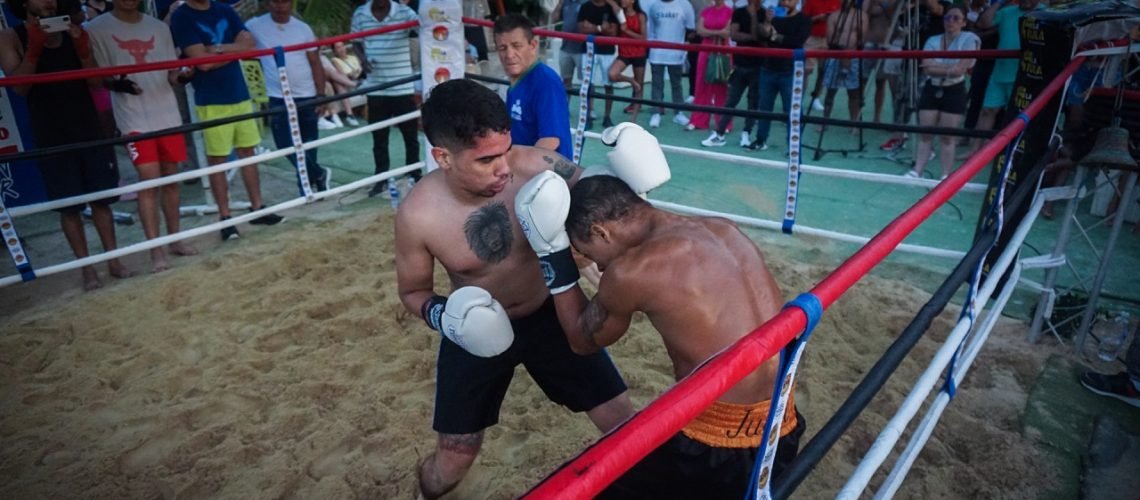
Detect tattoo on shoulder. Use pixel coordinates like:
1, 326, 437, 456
439, 432, 484, 455
582, 301, 609, 348
463, 202, 513, 263
543, 155, 578, 180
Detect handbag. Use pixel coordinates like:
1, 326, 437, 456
705, 45, 731, 85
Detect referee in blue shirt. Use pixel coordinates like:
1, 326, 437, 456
494, 14, 573, 159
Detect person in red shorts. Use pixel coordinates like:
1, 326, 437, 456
87, 0, 199, 273
605, 0, 647, 122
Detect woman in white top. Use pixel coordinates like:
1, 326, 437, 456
908, 5, 980, 180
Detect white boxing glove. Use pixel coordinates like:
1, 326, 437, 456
601, 122, 671, 194
515, 170, 580, 293
430, 287, 514, 358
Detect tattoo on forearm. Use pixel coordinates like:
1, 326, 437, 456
543, 155, 579, 180
439, 432, 483, 455
581, 301, 608, 348
464, 202, 513, 263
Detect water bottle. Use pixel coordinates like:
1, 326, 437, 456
388, 179, 401, 209
1097, 312, 1131, 362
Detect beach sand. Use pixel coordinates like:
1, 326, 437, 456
0, 207, 1059, 499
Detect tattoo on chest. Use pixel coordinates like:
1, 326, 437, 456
544, 155, 578, 180
464, 202, 513, 263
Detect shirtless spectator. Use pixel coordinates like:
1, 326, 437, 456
819, 0, 868, 134
864, 0, 908, 151
512, 125, 804, 497
802, 0, 840, 111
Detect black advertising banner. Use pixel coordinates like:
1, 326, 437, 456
975, 0, 1140, 279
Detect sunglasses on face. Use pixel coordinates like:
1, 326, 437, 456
944, 14, 963, 21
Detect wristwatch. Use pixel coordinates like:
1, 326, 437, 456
213, 45, 223, 54
596, 25, 602, 33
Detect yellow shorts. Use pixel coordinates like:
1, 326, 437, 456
197, 100, 261, 158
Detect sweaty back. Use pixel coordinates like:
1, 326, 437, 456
630, 216, 783, 403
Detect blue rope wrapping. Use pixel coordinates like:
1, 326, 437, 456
781, 50, 808, 235
273, 46, 286, 67
785, 292, 823, 340
747, 292, 823, 499
18, 263, 35, 282
941, 126, 1026, 399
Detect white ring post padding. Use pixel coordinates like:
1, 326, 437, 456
875, 261, 1023, 500
0, 162, 424, 288
650, 200, 967, 259
8, 111, 421, 218
837, 193, 1046, 499
579, 131, 990, 193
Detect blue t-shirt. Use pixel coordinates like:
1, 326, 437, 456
507, 62, 572, 159
170, 1, 251, 106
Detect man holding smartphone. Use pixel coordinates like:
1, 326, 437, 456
0, 0, 131, 291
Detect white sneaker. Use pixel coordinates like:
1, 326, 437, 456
673, 113, 690, 127
812, 99, 825, 112
740, 131, 751, 147
649, 113, 662, 128
318, 117, 338, 130
701, 132, 727, 147
345, 116, 361, 127
685, 95, 695, 104
331, 114, 345, 128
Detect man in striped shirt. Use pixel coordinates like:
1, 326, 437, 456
351, 0, 421, 197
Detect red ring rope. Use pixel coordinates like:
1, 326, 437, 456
462, 17, 1019, 60
0, 20, 418, 87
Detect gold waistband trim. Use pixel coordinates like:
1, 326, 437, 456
680, 392, 797, 448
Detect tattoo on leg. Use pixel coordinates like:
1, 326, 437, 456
543, 155, 579, 180
464, 202, 513, 263
439, 432, 484, 455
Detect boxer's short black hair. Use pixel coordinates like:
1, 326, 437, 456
567, 175, 648, 243
422, 79, 512, 152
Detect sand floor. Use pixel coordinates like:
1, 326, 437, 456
0, 202, 1063, 499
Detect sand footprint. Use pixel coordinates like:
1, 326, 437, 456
307, 435, 362, 480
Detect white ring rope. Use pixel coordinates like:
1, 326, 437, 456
0, 112, 421, 288
650, 200, 967, 259
838, 191, 1049, 499
8, 112, 420, 218
0, 162, 424, 288
579, 131, 990, 192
